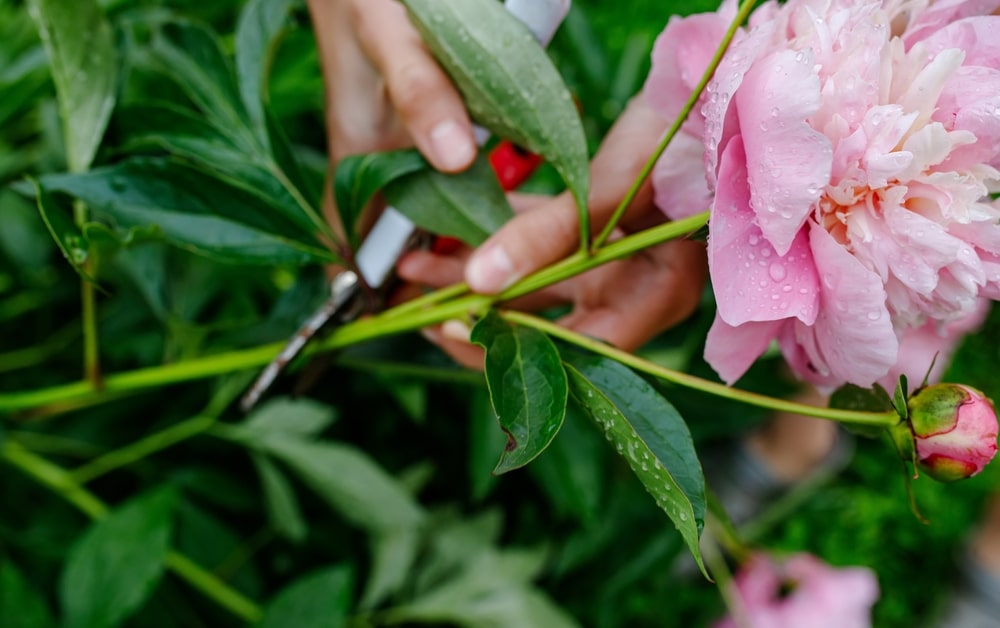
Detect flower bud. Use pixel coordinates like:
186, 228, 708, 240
908, 384, 999, 482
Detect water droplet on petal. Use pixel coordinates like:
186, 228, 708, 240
768, 263, 787, 281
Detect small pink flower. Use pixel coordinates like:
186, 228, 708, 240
645, 0, 1000, 389
909, 383, 999, 481
716, 552, 879, 628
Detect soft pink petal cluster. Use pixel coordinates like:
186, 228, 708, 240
715, 552, 880, 628
646, 0, 1000, 389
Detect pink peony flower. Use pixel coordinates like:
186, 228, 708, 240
646, 0, 1000, 389
716, 552, 879, 628
908, 382, 999, 481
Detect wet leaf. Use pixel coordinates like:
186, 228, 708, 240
401, 0, 590, 239
384, 151, 514, 247
470, 310, 567, 474
31, 179, 90, 278
561, 352, 708, 579
235, 0, 297, 147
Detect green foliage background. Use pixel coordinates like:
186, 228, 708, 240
2, 0, 999, 626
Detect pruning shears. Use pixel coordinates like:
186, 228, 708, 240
240, 0, 571, 412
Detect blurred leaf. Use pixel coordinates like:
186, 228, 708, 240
561, 352, 708, 579
528, 403, 604, 523
468, 387, 505, 501
470, 310, 567, 474
1, 560, 55, 628
27, 0, 117, 172
118, 102, 329, 241
244, 397, 338, 438
261, 438, 425, 534
149, 21, 250, 145
260, 565, 353, 628
334, 149, 427, 248
829, 383, 894, 438
401, 0, 590, 235
59, 487, 176, 628
174, 501, 262, 598
39, 158, 336, 265
384, 145, 513, 248
252, 453, 307, 543
359, 528, 421, 610
387, 548, 577, 628
235, 0, 296, 147
30, 179, 90, 277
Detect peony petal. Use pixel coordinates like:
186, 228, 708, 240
735, 48, 832, 255
918, 16, 1000, 68
705, 314, 786, 385
651, 130, 713, 219
645, 11, 732, 128
709, 135, 820, 326
803, 223, 898, 387
903, 0, 1000, 48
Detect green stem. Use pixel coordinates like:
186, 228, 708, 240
71, 415, 217, 485
0, 441, 263, 624
591, 0, 756, 249
0, 214, 710, 415
81, 267, 102, 388
500, 310, 898, 427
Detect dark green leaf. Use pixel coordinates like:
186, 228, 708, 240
528, 403, 604, 523
27, 0, 117, 172
1, 561, 55, 628
59, 487, 176, 628
383, 140, 514, 248
118, 103, 330, 242
150, 21, 252, 148
561, 353, 707, 578
334, 150, 427, 248
470, 310, 567, 474
235, 0, 296, 147
39, 158, 336, 266
468, 387, 505, 501
261, 438, 425, 534
829, 383, 895, 438
252, 453, 307, 543
894, 375, 909, 420
31, 179, 91, 278
401, 0, 590, 235
260, 565, 353, 628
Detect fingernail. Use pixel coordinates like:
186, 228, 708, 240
420, 327, 442, 344
466, 244, 516, 293
441, 319, 472, 343
429, 120, 475, 171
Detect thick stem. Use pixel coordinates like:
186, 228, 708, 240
81, 264, 102, 389
499, 310, 898, 428
0, 214, 710, 415
0, 441, 263, 624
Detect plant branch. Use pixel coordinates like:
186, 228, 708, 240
0, 213, 710, 415
71, 415, 217, 485
0, 440, 263, 624
591, 0, 756, 249
499, 310, 898, 427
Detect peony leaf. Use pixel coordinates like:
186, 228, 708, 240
260, 565, 354, 628
470, 310, 567, 474
60, 487, 176, 628
400, 0, 590, 243
334, 149, 428, 248
561, 352, 708, 579
384, 152, 514, 247
27, 0, 117, 173
39, 159, 336, 266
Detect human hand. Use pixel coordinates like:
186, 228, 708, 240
397, 95, 709, 363
307, 0, 478, 233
